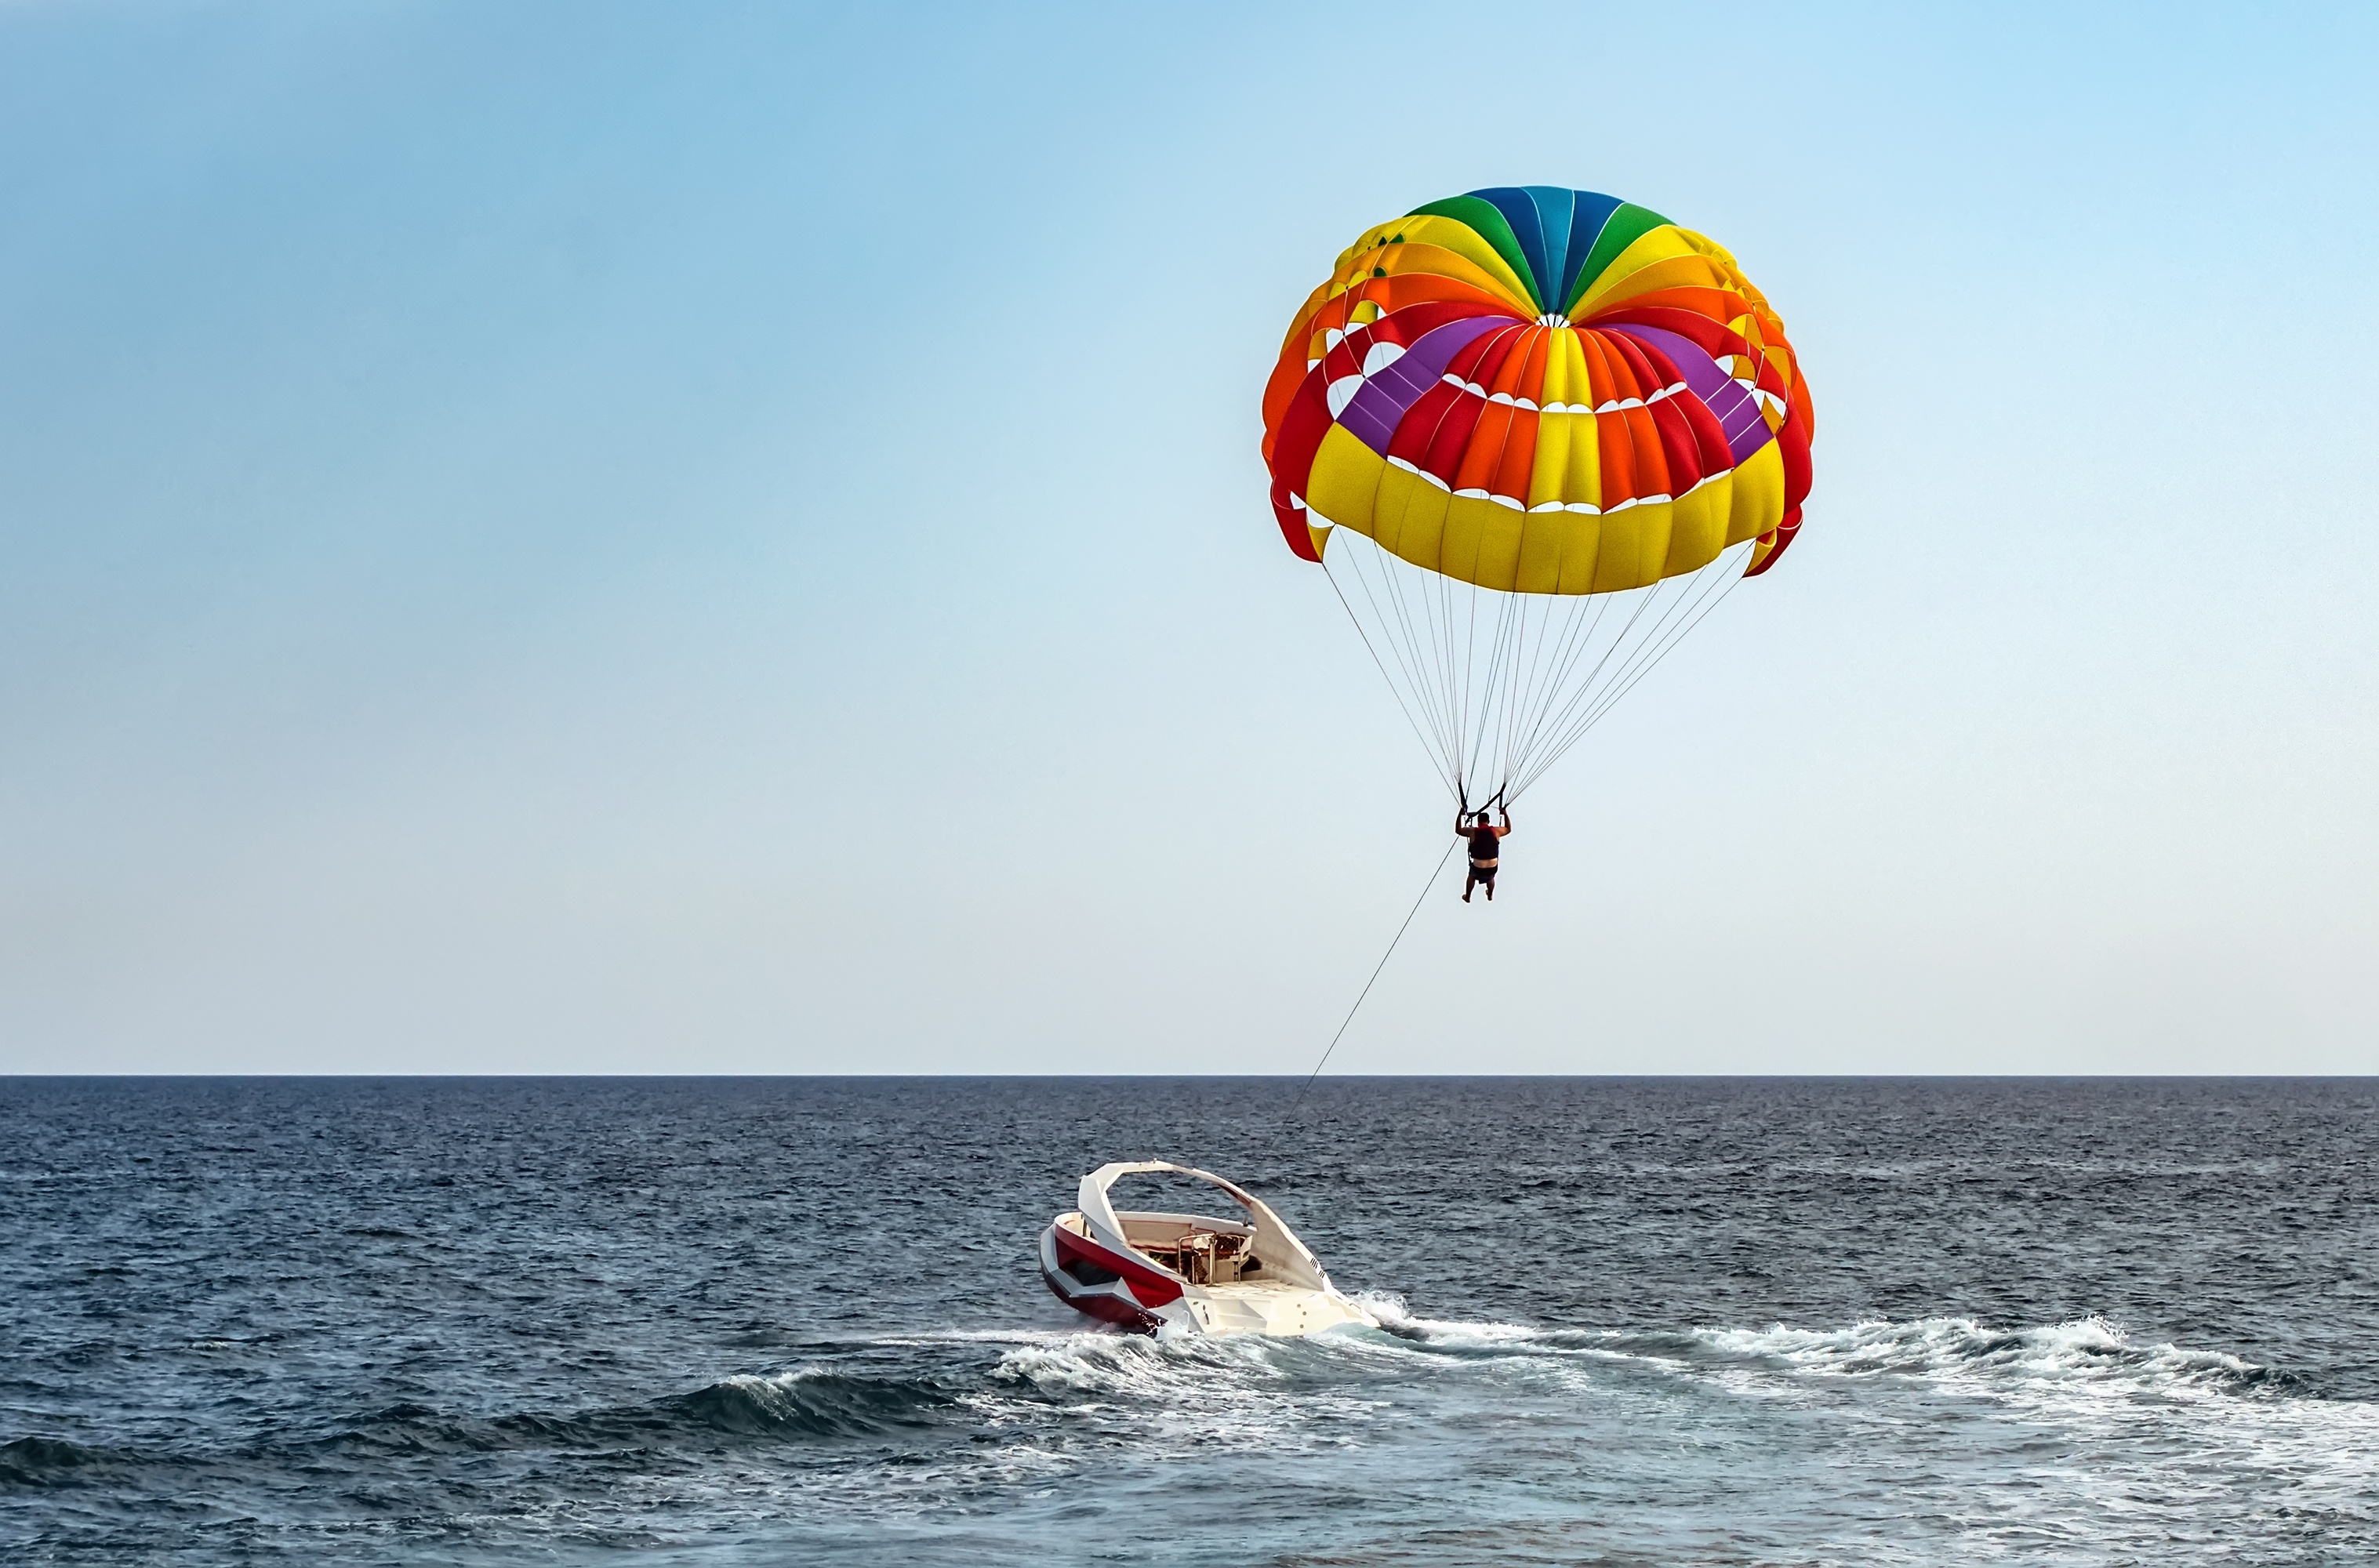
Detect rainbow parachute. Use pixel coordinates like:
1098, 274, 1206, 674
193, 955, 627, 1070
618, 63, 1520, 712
1260, 187, 1814, 807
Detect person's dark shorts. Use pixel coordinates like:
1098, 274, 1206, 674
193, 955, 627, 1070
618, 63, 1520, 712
1470, 860, 1498, 880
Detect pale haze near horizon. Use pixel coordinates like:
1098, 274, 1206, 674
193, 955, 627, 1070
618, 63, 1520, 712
2, 3, 2372, 1076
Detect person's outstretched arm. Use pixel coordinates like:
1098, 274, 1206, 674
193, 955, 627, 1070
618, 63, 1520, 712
1498, 811, 1513, 837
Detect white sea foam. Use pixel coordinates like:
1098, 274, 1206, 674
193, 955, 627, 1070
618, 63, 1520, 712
674, 1306, 2379, 1558
985, 1325, 1291, 1400
1352, 1290, 1538, 1345
871, 1327, 1088, 1348
963, 1324, 1397, 1458
1312, 1305, 2270, 1403
1686, 1313, 2261, 1404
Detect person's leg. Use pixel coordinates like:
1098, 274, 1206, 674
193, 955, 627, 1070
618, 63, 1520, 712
1462, 868, 1475, 902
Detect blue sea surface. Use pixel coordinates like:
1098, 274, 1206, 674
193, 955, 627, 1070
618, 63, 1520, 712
2, 1076, 2374, 1564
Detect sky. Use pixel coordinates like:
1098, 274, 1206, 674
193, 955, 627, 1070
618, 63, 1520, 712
2, 2, 2374, 1076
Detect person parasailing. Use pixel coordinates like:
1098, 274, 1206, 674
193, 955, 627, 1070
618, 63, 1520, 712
1458, 807, 1511, 902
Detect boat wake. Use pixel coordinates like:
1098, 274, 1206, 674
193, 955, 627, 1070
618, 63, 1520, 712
666, 1369, 964, 1439
933, 1299, 2379, 1555
913, 1298, 2330, 1461
14, 1312, 2371, 1563
1358, 1299, 2279, 1396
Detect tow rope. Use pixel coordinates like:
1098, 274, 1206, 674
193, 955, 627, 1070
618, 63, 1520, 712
1296, 836, 1461, 1100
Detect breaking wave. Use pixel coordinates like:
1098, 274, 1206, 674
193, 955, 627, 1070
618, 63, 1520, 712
0, 1435, 129, 1488
295, 1367, 967, 1464
664, 1368, 958, 1438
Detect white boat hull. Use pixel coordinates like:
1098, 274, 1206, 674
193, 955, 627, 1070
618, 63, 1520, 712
1037, 1162, 1377, 1338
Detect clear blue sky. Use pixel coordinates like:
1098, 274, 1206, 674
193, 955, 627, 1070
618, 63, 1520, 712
3, 2, 2373, 1073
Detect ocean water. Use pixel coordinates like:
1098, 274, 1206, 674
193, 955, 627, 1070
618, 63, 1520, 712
2, 1076, 2374, 1565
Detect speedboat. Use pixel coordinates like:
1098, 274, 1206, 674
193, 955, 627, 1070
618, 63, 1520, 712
1038, 1160, 1378, 1337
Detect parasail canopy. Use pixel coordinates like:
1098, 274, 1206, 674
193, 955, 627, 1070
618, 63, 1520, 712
1261, 186, 1814, 808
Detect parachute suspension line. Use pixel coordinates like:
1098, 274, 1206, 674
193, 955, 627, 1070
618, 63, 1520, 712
1296, 833, 1461, 1100
1516, 539, 1746, 786
1332, 535, 1454, 774
1418, 545, 1470, 789
1321, 551, 1457, 798
1521, 544, 1745, 785
1503, 578, 1687, 800
1493, 589, 1545, 797
1468, 590, 1510, 793
1372, 529, 1468, 786
1433, 561, 1466, 775
1500, 586, 1603, 797
1486, 593, 1520, 789
1498, 566, 1675, 790
1509, 582, 1615, 771
1316, 529, 1750, 810
1462, 586, 1515, 794
1455, 571, 1475, 804
1521, 591, 1604, 788
1499, 596, 1554, 793
1455, 578, 1475, 794
1439, 567, 1465, 783
1385, 551, 1456, 767
1368, 535, 1462, 772
1369, 534, 1444, 771
1477, 585, 1528, 794
1573, 546, 1747, 731
1511, 547, 1752, 800
1424, 564, 1456, 784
